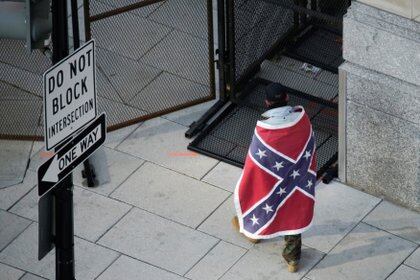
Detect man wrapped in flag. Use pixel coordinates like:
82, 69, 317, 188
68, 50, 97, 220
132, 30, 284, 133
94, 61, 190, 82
232, 83, 317, 273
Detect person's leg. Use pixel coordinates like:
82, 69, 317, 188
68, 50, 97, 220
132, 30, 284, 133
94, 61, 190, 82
282, 234, 302, 272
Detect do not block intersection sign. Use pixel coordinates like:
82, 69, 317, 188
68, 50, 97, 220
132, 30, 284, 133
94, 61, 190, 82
38, 113, 106, 197
43, 40, 97, 151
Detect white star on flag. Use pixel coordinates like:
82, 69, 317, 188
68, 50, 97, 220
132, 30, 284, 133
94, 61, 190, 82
255, 149, 267, 159
306, 180, 313, 189
250, 214, 260, 226
303, 150, 311, 160
290, 170, 300, 179
262, 203, 274, 214
277, 187, 286, 196
273, 161, 284, 171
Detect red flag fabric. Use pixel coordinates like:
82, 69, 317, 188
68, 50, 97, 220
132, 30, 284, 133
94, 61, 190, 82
234, 106, 317, 239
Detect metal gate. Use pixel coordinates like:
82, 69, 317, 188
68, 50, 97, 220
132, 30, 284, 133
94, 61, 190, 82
0, 0, 215, 140
189, 0, 351, 176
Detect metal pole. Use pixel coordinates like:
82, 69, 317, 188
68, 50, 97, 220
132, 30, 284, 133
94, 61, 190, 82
51, 1, 75, 280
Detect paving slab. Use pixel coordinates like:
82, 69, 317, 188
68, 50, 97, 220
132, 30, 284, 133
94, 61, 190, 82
74, 147, 145, 195
0, 82, 39, 101
0, 262, 25, 280
0, 223, 119, 280
202, 162, 243, 193
162, 100, 216, 127
29, 142, 44, 159
130, 72, 209, 113
98, 207, 218, 275
220, 241, 324, 280
405, 247, 420, 270
97, 97, 148, 129
185, 241, 247, 280
0, 171, 36, 211
10, 186, 131, 242
148, 0, 208, 39
97, 47, 162, 103
91, 0, 164, 18
96, 67, 124, 103
0, 62, 43, 96
111, 162, 229, 228
0, 100, 43, 140
105, 123, 142, 149
307, 223, 417, 280
97, 255, 185, 280
117, 117, 218, 179
0, 140, 33, 188
0, 210, 31, 251
20, 274, 47, 280
198, 196, 254, 249
387, 265, 420, 280
141, 30, 210, 85
303, 181, 381, 253
363, 200, 420, 244
0, 39, 51, 75
91, 11, 172, 60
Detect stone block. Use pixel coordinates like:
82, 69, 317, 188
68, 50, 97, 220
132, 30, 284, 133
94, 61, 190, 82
364, 201, 420, 244
117, 117, 218, 179
357, 0, 413, 18
303, 181, 380, 253
0, 171, 36, 210
74, 147, 144, 196
198, 197, 254, 249
0, 263, 24, 280
405, 247, 420, 270
98, 207, 218, 275
20, 274, 46, 280
10, 186, 132, 242
307, 223, 417, 280
91, 12, 172, 60
343, 2, 420, 86
97, 255, 184, 280
0, 223, 119, 280
387, 265, 420, 280
345, 100, 419, 210
221, 242, 324, 280
186, 241, 247, 280
341, 62, 420, 124
140, 30, 210, 85
202, 162, 243, 193
0, 140, 33, 188
111, 162, 229, 228
0, 210, 31, 251
162, 100, 216, 127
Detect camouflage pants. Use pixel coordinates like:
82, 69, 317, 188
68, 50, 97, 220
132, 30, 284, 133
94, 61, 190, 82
282, 234, 302, 263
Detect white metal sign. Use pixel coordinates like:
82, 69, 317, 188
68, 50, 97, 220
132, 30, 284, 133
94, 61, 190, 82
43, 40, 97, 150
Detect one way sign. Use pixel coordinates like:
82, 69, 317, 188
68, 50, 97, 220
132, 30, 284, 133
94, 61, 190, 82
38, 113, 106, 197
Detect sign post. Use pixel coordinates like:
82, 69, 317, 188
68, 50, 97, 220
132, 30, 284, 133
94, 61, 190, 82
38, 2, 104, 280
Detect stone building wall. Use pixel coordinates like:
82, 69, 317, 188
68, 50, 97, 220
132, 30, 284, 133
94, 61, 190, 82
339, 1, 420, 211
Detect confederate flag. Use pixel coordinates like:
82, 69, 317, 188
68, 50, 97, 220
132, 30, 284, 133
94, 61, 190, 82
234, 106, 317, 239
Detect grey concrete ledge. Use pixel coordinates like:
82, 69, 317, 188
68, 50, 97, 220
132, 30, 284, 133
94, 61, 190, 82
344, 3, 420, 86
340, 62, 420, 125
350, 2, 420, 38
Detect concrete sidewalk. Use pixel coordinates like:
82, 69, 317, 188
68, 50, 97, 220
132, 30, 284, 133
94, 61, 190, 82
0, 102, 419, 280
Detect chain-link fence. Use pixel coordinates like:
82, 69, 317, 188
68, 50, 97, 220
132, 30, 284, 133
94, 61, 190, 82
87, 0, 215, 130
0, 0, 215, 140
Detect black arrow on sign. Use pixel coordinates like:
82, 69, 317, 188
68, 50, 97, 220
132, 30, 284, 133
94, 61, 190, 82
38, 113, 106, 197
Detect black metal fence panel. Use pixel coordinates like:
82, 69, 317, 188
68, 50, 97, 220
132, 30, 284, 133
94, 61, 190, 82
87, 0, 216, 131
189, 0, 351, 175
0, 0, 215, 140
